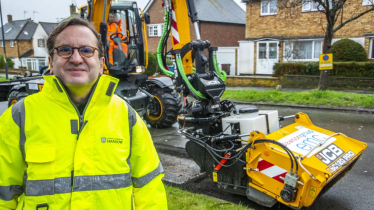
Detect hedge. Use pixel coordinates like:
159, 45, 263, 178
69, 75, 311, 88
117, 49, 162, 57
273, 62, 374, 78
146, 52, 173, 76
331, 39, 367, 62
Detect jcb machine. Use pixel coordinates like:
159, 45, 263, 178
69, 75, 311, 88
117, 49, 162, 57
0, 0, 181, 128
157, 0, 367, 209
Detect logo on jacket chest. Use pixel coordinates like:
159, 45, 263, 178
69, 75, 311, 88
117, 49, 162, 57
101, 137, 123, 144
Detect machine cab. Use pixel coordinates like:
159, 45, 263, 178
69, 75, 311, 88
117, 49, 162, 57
82, 1, 147, 76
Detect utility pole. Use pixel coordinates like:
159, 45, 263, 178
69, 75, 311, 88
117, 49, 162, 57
0, 0, 8, 79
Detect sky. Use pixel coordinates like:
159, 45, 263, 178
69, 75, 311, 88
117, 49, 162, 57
1, 0, 246, 24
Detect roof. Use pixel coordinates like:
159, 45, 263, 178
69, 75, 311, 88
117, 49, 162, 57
0, 20, 28, 40
40, 22, 59, 35
194, 0, 245, 24
18, 21, 38, 40
144, 0, 245, 25
20, 49, 34, 58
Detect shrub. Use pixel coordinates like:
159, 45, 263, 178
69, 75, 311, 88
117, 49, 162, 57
146, 52, 173, 76
146, 52, 158, 76
273, 62, 319, 77
331, 39, 367, 62
0, 54, 14, 69
273, 62, 374, 77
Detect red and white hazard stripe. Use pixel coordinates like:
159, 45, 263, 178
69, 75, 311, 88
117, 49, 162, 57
257, 158, 287, 183
171, 3, 180, 45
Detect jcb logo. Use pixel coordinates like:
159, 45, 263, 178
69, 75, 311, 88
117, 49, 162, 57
315, 144, 344, 165
205, 81, 220, 85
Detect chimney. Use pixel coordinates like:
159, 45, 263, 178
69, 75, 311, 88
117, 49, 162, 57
70, 4, 76, 15
7, 14, 12, 22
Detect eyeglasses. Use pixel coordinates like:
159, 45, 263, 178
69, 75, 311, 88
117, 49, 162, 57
52, 46, 99, 58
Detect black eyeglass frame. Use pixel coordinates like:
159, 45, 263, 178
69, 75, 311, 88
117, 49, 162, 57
51, 46, 99, 59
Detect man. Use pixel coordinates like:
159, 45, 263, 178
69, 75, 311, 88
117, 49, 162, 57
114, 12, 123, 32
0, 17, 167, 210
107, 12, 128, 65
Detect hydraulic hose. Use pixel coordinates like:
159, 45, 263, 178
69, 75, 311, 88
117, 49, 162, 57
183, 131, 298, 172
176, 55, 206, 99
157, 11, 174, 77
252, 139, 298, 174
212, 54, 227, 81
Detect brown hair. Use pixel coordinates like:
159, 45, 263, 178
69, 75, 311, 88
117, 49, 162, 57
47, 17, 104, 59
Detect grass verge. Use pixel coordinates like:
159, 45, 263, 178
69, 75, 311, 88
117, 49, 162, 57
165, 185, 250, 210
0, 76, 8, 82
221, 89, 374, 108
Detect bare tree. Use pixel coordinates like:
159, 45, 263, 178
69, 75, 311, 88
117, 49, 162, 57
275, 0, 374, 90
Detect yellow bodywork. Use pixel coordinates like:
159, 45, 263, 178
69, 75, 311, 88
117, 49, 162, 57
245, 112, 367, 209
171, 0, 193, 74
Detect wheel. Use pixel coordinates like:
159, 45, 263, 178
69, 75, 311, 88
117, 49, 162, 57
8, 90, 28, 107
144, 87, 182, 128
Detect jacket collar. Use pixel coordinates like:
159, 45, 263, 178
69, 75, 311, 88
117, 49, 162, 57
41, 74, 119, 111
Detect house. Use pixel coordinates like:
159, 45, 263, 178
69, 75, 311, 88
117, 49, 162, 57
32, 22, 59, 67
0, 15, 37, 69
239, 0, 374, 75
144, 0, 246, 75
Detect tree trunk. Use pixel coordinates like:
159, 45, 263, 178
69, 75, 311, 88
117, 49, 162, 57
318, 22, 334, 90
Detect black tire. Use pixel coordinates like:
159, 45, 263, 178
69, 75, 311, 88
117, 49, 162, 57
8, 90, 28, 107
144, 88, 182, 128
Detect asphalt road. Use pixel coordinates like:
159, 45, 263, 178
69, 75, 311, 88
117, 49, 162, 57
1, 102, 373, 209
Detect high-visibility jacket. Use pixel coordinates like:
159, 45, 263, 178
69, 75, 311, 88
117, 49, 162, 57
0, 74, 168, 210
107, 22, 128, 65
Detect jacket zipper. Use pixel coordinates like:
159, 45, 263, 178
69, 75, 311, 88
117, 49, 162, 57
55, 77, 99, 139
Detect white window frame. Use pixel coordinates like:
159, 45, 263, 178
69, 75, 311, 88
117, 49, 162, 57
0, 41, 3, 47
148, 24, 164, 37
283, 40, 323, 61
261, 0, 278, 16
10, 40, 14, 47
302, 0, 332, 12
363, 0, 373, 6
369, 38, 374, 59
38, 39, 45, 47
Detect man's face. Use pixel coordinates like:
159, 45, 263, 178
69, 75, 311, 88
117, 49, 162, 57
108, 14, 115, 24
49, 25, 104, 90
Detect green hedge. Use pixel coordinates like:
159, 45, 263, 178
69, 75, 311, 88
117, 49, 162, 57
273, 62, 374, 78
146, 52, 173, 76
0, 54, 14, 69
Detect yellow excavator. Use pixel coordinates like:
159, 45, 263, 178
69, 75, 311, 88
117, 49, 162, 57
78, 0, 183, 128
1, 0, 181, 128
156, 0, 367, 209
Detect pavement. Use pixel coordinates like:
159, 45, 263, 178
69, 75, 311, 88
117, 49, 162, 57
226, 86, 374, 94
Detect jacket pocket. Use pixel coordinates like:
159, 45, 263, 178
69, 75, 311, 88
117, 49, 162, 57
24, 145, 56, 206
25, 144, 56, 178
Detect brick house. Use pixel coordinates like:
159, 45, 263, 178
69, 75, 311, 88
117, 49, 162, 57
0, 15, 37, 69
144, 0, 246, 75
239, 0, 374, 75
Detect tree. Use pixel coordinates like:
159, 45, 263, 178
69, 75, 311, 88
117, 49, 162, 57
277, 0, 374, 90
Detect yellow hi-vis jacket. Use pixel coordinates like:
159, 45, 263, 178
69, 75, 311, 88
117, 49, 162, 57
0, 74, 168, 210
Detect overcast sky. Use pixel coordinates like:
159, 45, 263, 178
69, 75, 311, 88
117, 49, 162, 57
1, 0, 246, 24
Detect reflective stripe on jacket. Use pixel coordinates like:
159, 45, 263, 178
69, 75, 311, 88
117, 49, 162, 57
0, 74, 167, 210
